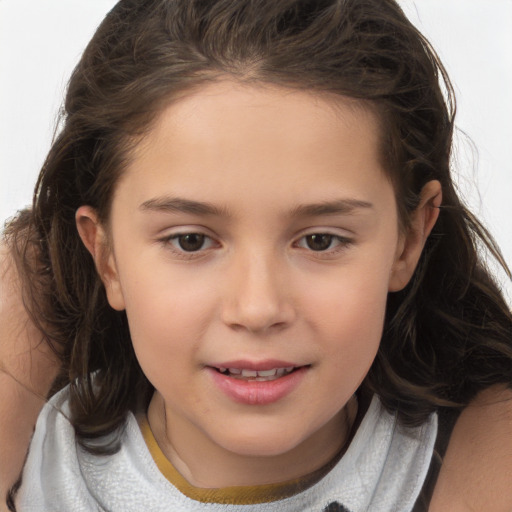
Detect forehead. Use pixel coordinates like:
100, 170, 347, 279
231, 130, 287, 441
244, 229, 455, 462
138, 81, 381, 155
116, 81, 393, 216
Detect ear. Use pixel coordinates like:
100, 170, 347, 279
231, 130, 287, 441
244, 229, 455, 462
388, 180, 442, 292
75, 206, 126, 311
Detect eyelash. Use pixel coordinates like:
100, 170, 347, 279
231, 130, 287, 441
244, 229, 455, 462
159, 231, 353, 259
160, 232, 218, 259
294, 233, 353, 256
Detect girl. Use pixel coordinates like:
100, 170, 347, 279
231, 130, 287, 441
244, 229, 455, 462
3, 0, 512, 510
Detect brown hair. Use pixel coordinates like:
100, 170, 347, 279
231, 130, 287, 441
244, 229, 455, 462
6, 0, 512, 453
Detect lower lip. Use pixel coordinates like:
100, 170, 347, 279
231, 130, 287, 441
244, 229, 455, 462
208, 367, 308, 406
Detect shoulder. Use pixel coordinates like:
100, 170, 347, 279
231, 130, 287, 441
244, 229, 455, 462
430, 385, 512, 511
20, 387, 75, 476
0, 239, 61, 499
16, 387, 102, 510
15, 387, 74, 507
0, 237, 60, 388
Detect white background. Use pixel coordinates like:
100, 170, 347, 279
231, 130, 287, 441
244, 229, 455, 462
1, 0, 511, 302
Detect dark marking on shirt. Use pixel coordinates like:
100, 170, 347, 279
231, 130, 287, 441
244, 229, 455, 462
323, 502, 352, 512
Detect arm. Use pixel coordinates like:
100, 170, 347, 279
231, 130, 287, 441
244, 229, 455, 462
0, 242, 61, 508
430, 385, 512, 511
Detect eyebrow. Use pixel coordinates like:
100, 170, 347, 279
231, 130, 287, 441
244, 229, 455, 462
289, 199, 374, 217
139, 196, 374, 218
140, 197, 230, 217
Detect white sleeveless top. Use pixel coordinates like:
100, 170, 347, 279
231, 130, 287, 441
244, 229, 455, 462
16, 387, 437, 512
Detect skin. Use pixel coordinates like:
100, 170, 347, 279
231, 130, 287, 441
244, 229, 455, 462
77, 81, 440, 487
429, 384, 512, 511
0, 243, 60, 508
1, 83, 510, 508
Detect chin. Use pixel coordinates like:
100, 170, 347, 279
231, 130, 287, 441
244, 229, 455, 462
211, 425, 308, 458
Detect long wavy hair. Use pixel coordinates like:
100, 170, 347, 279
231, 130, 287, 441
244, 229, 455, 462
5, 0, 512, 454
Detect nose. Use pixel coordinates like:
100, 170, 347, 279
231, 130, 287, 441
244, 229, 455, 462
221, 250, 296, 334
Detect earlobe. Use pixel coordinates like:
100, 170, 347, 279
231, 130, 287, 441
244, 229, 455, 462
388, 180, 442, 292
75, 206, 126, 311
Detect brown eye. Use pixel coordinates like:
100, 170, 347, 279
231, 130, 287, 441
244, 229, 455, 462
304, 234, 334, 251
177, 233, 206, 252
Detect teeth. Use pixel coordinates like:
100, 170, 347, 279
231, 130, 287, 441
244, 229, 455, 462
257, 369, 278, 377
219, 367, 297, 380
241, 369, 258, 377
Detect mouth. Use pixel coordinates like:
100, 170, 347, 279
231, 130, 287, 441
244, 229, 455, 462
213, 366, 301, 381
207, 363, 310, 405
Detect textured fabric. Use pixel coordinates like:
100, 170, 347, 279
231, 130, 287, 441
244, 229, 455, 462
139, 415, 343, 504
16, 387, 437, 512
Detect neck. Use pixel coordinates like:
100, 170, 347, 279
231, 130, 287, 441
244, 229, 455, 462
147, 392, 358, 488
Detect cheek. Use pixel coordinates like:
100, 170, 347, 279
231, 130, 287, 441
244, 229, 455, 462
307, 258, 391, 327
298, 271, 389, 430
114, 257, 218, 380
304, 259, 392, 370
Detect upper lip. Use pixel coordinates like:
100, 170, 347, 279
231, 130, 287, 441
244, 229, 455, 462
208, 359, 303, 371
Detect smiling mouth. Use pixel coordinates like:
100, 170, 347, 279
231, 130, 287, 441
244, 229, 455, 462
213, 366, 304, 381
209, 364, 310, 404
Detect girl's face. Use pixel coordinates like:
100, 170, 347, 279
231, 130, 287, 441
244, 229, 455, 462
82, 81, 431, 486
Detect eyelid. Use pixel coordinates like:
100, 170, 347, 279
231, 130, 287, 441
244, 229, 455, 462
293, 226, 354, 241
156, 224, 218, 241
